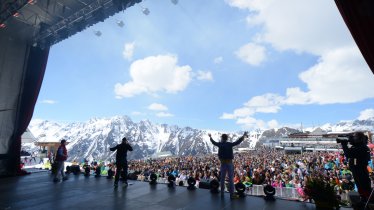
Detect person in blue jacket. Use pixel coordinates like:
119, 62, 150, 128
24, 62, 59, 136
209, 132, 248, 199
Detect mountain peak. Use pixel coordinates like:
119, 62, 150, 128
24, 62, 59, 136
26, 116, 374, 161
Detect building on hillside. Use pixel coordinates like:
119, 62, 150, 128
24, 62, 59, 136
34, 139, 69, 161
21, 129, 38, 156
151, 151, 173, 159
279, 129, 372, 154
262, 139, 281, 147
280, 128, 338, 154
21, 129, 38, 144
234, 148, 256, 153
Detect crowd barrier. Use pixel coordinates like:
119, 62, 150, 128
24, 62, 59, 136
136, 176, 351, 202
248, 185, 349, 202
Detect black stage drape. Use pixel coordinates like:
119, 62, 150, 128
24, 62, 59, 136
2, 46, 49, 176
335, 0, 374, 75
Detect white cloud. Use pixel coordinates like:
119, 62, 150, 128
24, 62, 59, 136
226, 0, 374, 104
148, 103, 168, 111
114, 55, 192, 98
219, 113, 236, 120
196, 71, 213, 81
123, 42, 135, 60
220, 0, 374, 129
235, 42, 266, 66
131, 111, 146, 116
220, 94, 278, 115
245, 93, 283, 107
214, 56, 223, 64
236, 117, 267, 130
227, 0, 352, 55
220, 93, 284, 129
236, 116, 258, 125
358, 109, 374, 120
40, 100, 57, 104
225, 1, 374, 99
234, 116, 277, 130
286, 47, 374, 104
267, 119, 279, 129
285, 87, 312, 105
156, 112, 174, 117
233, 107, 255, 118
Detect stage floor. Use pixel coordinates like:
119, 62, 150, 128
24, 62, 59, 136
0, 172, 352, 210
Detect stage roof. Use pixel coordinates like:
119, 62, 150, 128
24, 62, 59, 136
0, 0, 141, 48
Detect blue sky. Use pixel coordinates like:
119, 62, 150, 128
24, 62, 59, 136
33, 0, 374, 132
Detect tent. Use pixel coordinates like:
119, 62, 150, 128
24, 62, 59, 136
0, 0, 142, 177
0, 0, 374, 177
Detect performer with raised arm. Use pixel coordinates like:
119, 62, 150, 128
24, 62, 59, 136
209, 132, 248, 199
110, 137, 133, 188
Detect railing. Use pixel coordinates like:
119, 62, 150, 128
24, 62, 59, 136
248, 185, 350, 202
136, 176, 351, 202
248, 185, 302, 200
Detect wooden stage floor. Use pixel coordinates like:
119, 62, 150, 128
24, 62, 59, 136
0, 172, 352, 210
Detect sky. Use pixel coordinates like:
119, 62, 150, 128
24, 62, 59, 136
32, 0, 374, 132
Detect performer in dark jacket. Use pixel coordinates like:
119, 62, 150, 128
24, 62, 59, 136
209, 132, 248, 199
110, 137, 133, 187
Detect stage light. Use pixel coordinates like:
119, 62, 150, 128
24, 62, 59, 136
167, 175, 176, 188
235, 182, 246, 198
66, 166, 72, 174
263, 184, 276, 201
83, 163, 91, 177
116, 20, 124, 27
187, 177, 196, 190
210, 179, 219, 194
94, 30, 102, 37
70, 165, 80, 175
171, 0, 178, 5
28, 0, 37, 5
142, 8, 150, 15
149, 173, 157, 185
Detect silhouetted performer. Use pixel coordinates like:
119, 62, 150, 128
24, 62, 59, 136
209, 132, 248, 199
341, 132, 372, 201
110, 137, 133, 188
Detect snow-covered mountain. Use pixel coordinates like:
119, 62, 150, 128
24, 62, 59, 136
27, 116, 374, 161
319, 118, 374, 132
28, 116, 258, 161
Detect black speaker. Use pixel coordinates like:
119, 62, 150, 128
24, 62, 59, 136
128, 173, 138, 180
70, 165, 80, 174
199, 181, 210, 189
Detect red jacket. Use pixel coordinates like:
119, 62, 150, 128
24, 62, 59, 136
55, 145, 67, 161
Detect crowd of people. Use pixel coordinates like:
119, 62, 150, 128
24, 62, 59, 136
46, 132, 374, 202
123, 147, 372, 200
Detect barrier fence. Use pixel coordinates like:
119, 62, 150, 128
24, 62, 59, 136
137, 176, 350, 202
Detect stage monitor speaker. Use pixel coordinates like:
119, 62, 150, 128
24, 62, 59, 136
199, 181, 210, 189
71, 165, 80, 174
